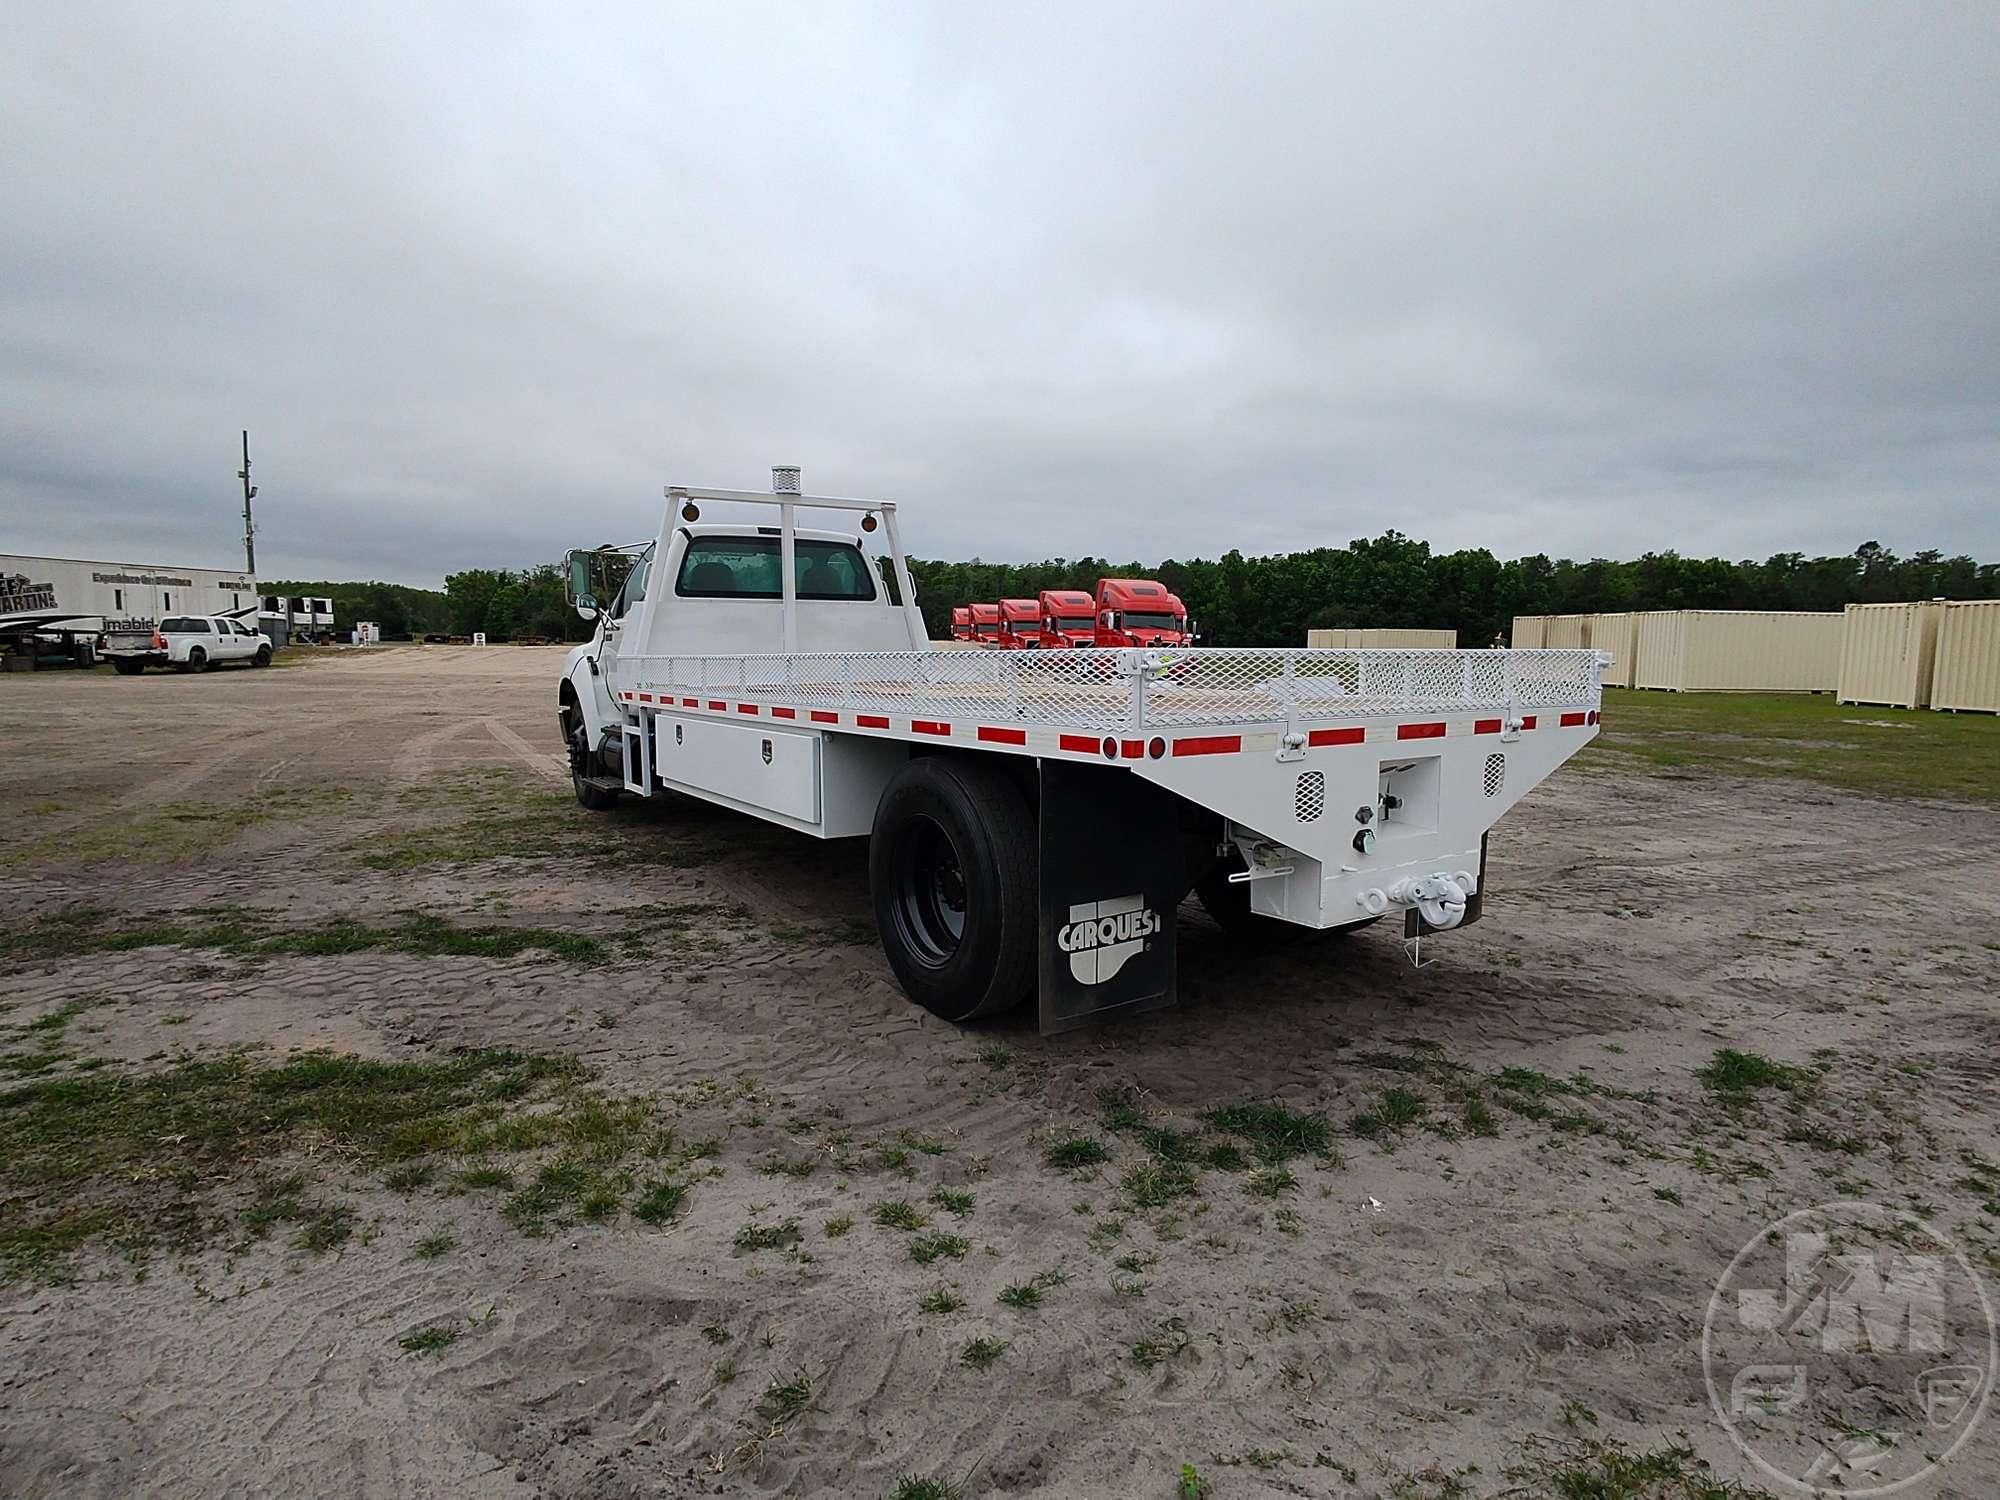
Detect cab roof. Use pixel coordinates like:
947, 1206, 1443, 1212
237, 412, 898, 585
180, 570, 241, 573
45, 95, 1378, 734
1099, 578, 1172, 606
1041, 589, 1093, 607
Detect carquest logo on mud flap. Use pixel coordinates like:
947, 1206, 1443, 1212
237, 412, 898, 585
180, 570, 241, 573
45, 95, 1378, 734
1056, 895, 1161, 985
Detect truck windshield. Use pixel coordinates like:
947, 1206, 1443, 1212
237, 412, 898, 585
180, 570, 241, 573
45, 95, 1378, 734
675, 537, 877, 601
1121, 612, 1180, 630
1055, 616, 1092, 630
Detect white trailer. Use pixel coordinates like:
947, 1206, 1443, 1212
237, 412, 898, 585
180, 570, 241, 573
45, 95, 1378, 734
558, 470, 1604, 1032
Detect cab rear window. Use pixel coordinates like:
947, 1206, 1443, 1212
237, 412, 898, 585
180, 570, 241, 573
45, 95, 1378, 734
161, 617, 212, 632
675, 538, 877, 601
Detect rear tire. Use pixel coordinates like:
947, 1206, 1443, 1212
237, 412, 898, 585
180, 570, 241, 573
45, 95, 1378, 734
870, 757, 1036, 1023
111, 658, 144, 676
178, 647, 207, 674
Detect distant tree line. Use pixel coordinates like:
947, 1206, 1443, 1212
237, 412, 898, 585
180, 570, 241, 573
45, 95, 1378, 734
281, 538, 1995, 648
906, 538, 1999, 646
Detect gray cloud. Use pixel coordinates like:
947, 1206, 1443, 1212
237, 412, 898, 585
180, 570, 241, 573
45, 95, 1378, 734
4, 1, 1995, 585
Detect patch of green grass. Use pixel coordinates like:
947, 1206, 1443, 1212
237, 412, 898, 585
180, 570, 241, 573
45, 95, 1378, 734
1653, 1187, 1684, 1207
293, 1200, 356, 1254
456, 1165, 516, 1191
909, 1232, 970, 1265
702, 1323, 732, 1345
1504, 1432, 1780, 1498
918, 1286, 965, 1315
1131, 1317, 1191, 1370
1043, 1133, 1111, 1170
0, 907, 611, 967
383, 1161, 435, 1193
756, 1155, 818, 1179
1120, 1160, 1197, 1208
976, 1044, 1014, 1070
823, 1211, 855, 1239
1581, 686, 2000, 805
734, 1218, 803, 1253
1202, 1099, 1334, 1162
1351, 1087, 1428, 1140
873, 1199, 929, 1231
1246, 1166, 1298, 1198
930, 1187, 974, 1216
1140, 1126, 1201, 1162
1201, 1141, 1247, 1172
1177, 1463, 1213, 1499
997, 1266, 1068, 1309
1460, 1095, 1500, 1138
413, 1229, 457, 1260
891, 1476, 966, 1500
960, 1335, 1009, 1370
632, 1178, 689, 1225
758, 1371, 814, 1424
399, 1324, 460, 1356
1698, 1048, 1813, 1102
1097, 1086, 1146, 1132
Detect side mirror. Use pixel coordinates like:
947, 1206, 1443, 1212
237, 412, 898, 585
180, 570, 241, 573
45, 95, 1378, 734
566, 549, 600, 620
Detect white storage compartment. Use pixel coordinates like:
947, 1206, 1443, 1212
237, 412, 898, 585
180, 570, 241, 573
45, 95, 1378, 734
654, 715, 822, 824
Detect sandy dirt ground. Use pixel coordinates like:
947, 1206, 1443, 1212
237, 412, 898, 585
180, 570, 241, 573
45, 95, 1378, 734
1, 646, 1996, 1499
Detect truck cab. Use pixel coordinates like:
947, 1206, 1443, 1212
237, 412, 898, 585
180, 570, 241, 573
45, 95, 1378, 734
967, 602, 1002, 645
1038, 589, 1096, 647
950, 606, 972, 641
997, 598, 1042, 648
558, 497, 926, 790
1094, 578, 1188, 648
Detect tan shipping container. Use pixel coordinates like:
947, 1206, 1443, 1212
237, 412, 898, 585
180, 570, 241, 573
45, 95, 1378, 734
1510, 615, 1546, 648
1542, 614, 1592, 649
1634, 610, 1842, 692
1306, 627, 1457, 649
1837, 602, 1943, 709
1586, 612, 1639, 688
1931, 600, 2000, 713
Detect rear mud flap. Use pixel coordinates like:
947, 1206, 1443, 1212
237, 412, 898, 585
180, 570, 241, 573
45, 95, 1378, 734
1037, 761, 1179, 1035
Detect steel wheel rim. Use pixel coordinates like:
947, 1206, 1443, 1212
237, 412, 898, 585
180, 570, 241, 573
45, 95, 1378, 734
891, 815, 967, 968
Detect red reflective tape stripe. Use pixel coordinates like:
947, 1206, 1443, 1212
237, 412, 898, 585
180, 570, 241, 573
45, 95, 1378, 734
638, 692, 654, 703
1398, 721, 1447, 740
1474, 718, 1503, 735
681, 697, 699, 707
913, 720, 950, 737
771, 706, 796, 719
707, 700, 726, 711
978, 726, 1027, 745
811, 710, 839, 724
857, 714, 890, 729
1059, 733, 1101, 754
1560, 711, 1587, 727
1519, 714, 1537, 730
1172, 735, 1241, 756
1308, 726, 1365, 746
1120, 739, 1144, 758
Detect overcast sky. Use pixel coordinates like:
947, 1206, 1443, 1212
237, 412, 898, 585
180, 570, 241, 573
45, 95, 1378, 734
4, 3, 1996, 586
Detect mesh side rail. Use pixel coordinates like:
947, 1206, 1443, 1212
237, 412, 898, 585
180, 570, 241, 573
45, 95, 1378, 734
624, 649, 1601, 732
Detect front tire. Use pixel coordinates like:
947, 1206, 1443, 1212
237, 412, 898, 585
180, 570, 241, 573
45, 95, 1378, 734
569, 720, 619, 811
253, 645, 272, 667
870, 757, 1036, 1023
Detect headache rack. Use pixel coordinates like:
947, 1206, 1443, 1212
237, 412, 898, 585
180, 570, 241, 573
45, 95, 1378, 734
627, 646, 1603, 734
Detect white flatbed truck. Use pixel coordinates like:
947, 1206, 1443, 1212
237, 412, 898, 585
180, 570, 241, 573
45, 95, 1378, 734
559, 469, 1604, 1032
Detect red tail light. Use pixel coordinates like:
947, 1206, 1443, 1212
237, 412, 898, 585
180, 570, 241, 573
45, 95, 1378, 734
151, 631, 166, 650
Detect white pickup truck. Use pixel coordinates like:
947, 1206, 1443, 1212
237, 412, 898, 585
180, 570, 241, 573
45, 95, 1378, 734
102, 613, 274, 674
559, 469, 1603, 1032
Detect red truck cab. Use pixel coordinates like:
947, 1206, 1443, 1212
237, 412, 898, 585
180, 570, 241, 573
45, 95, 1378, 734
1039, 589, 1096, 647
1093, 578, 1188, 647
950, 606, 972, 641
997, 598, 1043, 648
968, 602, 1003, 645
